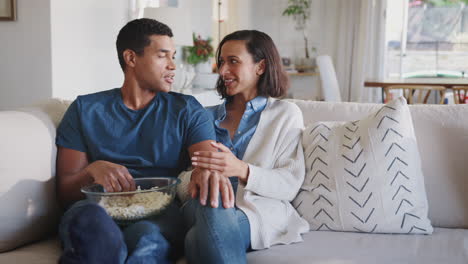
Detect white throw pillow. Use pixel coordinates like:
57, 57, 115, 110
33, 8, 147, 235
293, 97, 433, 234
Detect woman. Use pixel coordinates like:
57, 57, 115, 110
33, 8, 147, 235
181, 30, 308, 264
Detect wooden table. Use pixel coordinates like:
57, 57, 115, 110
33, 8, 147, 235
365, 78, 468, 102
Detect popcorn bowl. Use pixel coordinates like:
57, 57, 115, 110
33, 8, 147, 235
81, 177, 180, 225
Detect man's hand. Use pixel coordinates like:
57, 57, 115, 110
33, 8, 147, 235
189, 168, 235, 208
86, 160, 136, 192
56, 147, 136, 207
191, 141, 250, 183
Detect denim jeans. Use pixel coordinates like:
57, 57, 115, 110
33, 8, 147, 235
58, 199, 186, 264
182, 177, 251, 264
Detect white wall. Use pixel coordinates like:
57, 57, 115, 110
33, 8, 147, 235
181, 0, 212, 39
247, 0, 332, 100
249, 0, 319, 61
0, 0, 52, 110
51, 0, 128, 100
0, 0, 341, 107
0, 0, 129, 109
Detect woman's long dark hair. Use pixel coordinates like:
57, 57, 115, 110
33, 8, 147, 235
215, 30, 289, 99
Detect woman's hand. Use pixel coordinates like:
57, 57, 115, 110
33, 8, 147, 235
191, 141, 250, 182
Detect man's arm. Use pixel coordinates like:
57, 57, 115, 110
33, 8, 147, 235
187, 140, 235, 208
56, 147, 136, 208
56, 147, 91, 207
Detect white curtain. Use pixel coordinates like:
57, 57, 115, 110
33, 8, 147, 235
317, 0, 386, 102
352, 0, 386, 103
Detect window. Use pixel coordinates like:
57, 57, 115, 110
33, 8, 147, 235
385, 0, 468, 79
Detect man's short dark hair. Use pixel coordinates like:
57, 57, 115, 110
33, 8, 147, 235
116, 18, 173, 71
215, 30, 289, 98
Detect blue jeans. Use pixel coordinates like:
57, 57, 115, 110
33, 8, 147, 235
182, 185, 251, 264
58, 200, 186, 264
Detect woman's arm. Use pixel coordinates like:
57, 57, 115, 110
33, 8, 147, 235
193, 102, 306, 202
244, 133, 305, 201
192, 141, 250, 182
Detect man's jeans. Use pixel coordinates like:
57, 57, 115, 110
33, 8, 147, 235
59, 176, 251, 264
58, 199, 186, 264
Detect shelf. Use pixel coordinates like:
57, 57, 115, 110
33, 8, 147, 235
287, 72, 319, 76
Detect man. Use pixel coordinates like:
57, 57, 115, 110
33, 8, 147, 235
56, 18, 233, 264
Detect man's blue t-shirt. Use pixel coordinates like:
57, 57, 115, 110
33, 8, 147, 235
56, 88, 215, 178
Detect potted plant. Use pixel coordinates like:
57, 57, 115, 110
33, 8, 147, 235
186, 33, 214, 73
282, 0, 316, 72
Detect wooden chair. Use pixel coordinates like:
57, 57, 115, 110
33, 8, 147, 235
452, 86, 468, 104
384, 85, 446, 104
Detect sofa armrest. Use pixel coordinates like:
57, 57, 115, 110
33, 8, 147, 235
0, 109, 60, 252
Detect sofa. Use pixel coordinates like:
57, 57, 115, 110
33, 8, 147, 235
0, 97, 467, 264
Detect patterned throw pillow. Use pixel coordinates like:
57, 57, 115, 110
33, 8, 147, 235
293, 97, 433, 234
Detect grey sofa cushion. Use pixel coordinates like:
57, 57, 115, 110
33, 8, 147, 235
0, 237, 60, 264
2, 228, 467, 264
247, 227, 468, 264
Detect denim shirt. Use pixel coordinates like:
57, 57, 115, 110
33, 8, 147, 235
206, 96, 267, 190
206, 96, 268, 161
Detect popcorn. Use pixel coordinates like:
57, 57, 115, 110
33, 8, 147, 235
98, 187, 171, 221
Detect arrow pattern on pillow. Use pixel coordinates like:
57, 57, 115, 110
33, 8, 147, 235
301, 123, 336, 231
401, 213, 420, 228
392, 185, 412, 200
310, 170, 329, 184
308, 145, 327, 158
342, 149, 364, 163
295, 101, 431, 235
343, 136, 361, 149
387, 157, 408, 171
312, 183, 332, 193
314, 208, 334, 221
317, 223, 335, 231
346, 178, 370, 193
373, 105, 396, 118
351, 208, 375, 224
313, 195, 333, 206
391, 171, 409, 185
354, 224, 377, 233
312, 133, 329, 142
342, 121, 377, 233
309, 123, 331, 134
311, 157, 328, 171
377, 115, 399, 129
385, 143, 406, 157
293, 198, 303, 211
381, 128, 403, 142
375, 104, 427, 234
344, 163, 367, 178
349, 193, 372, 208
395, 199, 414, 215
407, 225, 427, 234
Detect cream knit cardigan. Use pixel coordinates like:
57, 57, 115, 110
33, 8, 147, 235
178, 98, 309, 250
